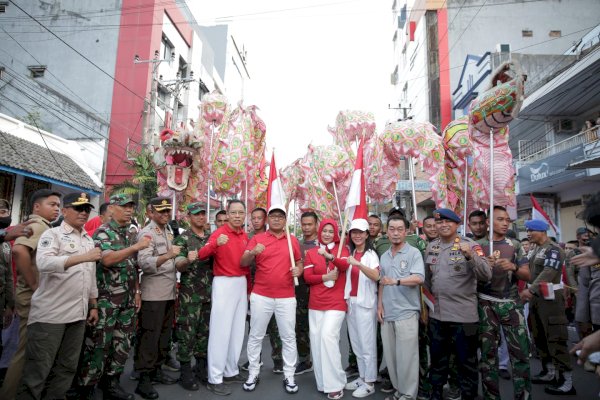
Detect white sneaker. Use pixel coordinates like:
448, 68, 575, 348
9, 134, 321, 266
345, 378, 363, 391
284, 376, 299, 393
243, 374, 259, 392
352, 383, 375, 398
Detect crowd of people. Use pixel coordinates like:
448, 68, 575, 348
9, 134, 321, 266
0, 189, 599, 400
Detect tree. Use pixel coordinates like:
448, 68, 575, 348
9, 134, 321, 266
110, 149, 157, 223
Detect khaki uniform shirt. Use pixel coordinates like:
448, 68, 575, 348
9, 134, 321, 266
425, 236, 491, 323
137, 221, 177, 301
29, 221, 97, 325
528, 239, 565, 295
14, 214, 51, 318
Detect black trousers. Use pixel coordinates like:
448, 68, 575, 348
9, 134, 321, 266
134, 300, 175, 373
428, 318, 479, 400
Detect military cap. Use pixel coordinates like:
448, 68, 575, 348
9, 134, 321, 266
388, 207, 406, 218
433, 208, 461, 223
525, 219, 548, 232
150, 197, 172, 211
187, 202, 206, 215
576, 227, 591, 236
109, 193, 135, 206
63, 192, 94, 208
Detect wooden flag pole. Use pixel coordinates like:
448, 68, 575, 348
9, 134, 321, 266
332, 181, 344, 230
489, 128, 494, 254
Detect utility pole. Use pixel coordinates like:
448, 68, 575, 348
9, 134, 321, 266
161, 72, 196, 129
134, 50, 175, 151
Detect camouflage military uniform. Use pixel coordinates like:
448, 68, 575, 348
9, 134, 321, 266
173, 229, 213, 363
477, 237, 531, 400
0, 241, 14, 358
528, 240, 572, 374
77, 220, 139, 386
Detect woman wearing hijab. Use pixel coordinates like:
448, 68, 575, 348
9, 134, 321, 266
304, 219, 350, 400
335, 218, 380, 398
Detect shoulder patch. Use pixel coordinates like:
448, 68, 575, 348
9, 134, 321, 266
39, 236, 53, 249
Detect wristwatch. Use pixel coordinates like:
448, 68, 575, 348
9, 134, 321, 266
135, 289, 142, 294
396, 279, 402, 286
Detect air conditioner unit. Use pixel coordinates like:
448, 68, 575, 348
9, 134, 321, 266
553, 119, 574, 133
496, 43, 511, 53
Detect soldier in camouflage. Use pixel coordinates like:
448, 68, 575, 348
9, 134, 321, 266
75, 194, 150, 400
520, 219, 575, 396
477, 206, 531, 400
172, 202, 213, 391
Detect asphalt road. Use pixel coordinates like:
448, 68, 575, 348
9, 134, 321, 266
106, 321, 599, 400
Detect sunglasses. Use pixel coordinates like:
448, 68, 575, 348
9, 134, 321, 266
71, 205, 93, 213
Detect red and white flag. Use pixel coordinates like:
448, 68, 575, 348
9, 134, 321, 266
530, 194, 560, 236
345, 139, 368, 222
267, 152, 286, 209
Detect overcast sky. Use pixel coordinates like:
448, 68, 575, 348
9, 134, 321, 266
189, 0, 394, 167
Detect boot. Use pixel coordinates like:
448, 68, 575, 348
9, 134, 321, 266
179, 362, 199, 391
135, 371, 159, 400
430, 386, 444, 400
66, 385, 95, 400
194, 357, 208, 384
531, 362, 556, 384
103, 374, 134, 400
544, 371, 577, 395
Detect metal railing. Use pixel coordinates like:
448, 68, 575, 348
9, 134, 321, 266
519, 126, 599, 164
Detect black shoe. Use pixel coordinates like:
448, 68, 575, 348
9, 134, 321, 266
273, 359, 284, 374
344, 364, 359, 378
531, 369, 555, 384
499, 368, 511, 380
179, 362, 199, 391
207, 382, 232, 396
135, 372, 159, 400
380, 378, 394, 393
151, 368, 177, 385
102, 374, 134, 400
223, 372, 247, 383
67, 385, 95, 400
194, 357, 208, 384
295, 361, 313, 375
544, 384, 577, 395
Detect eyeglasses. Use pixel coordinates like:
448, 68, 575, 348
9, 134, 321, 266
72, 205, 92, 213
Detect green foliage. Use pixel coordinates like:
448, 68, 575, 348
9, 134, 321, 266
110, 150, 157, 222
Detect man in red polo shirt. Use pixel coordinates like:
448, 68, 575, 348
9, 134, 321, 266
197, 199, 249, 396
240, 205, 303, 394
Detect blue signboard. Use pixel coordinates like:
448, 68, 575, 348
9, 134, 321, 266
518, 145, 587, 193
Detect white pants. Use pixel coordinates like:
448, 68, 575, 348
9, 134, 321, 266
309, 309, 347, 393
207, 276, 248, 384
381, 314, 419, 399
247, 293, 297, 379
346, 297, 377, 383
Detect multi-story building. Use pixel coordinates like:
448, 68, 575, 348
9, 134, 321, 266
0, 0, 239, 194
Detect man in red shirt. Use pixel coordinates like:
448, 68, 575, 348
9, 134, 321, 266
240, 205, 303, 394
197, 200, 249, 396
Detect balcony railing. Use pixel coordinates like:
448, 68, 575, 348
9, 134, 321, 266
519, 126, 599, 165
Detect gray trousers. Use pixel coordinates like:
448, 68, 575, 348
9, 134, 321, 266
16, 320, 85, 400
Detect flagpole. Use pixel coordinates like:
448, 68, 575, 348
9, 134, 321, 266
463, 157, 469, 234
207, 122, 215, 223
244, 176, 249, 232
489, 128, 494, 254
409, 156, 419, 235
332, 181, 344, 229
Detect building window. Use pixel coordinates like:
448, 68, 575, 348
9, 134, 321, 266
522, 30, 533, 37
0, 1, 8, 13
28, 65, 46, 78
157, 85, 170, 110
0, 66, 5, 80
0, 171, 15, 207
178, 56, 188, 79
199, 80, 209, 101
549, 30, 561, 38
162, 34, 174, 63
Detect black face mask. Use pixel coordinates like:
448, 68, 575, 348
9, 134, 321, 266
0, 216, 12, 229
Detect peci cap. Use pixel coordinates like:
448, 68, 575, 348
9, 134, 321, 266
150, 197, 173, 212
63, 192, 94, 208
388, 207, 406, 218
433, 208, 461, 223
349, 218, 369, 232
525, 219, 549, 232
109, 193, 135, 206
268, 204, 286, 215
187, 202, 206, 215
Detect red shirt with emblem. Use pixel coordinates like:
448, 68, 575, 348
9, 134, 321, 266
304, 245, 350, 311
247, 231, 301, 298
198, 223, 249, 277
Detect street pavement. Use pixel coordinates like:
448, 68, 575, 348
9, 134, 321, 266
108, 321, 599, 400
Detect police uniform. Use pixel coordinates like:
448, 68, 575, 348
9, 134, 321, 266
424, 208, 491, 400
477, 237, 530, 400
134, 197, 178, 394
172, 202, 213, 385
76, 194, 140, 399
527, 232, 572, 385
17, 193, 97, 400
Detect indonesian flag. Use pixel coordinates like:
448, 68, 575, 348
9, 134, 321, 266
267, 152, 286, 209
345, 139, 368, 222
530, 194, 560, 236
